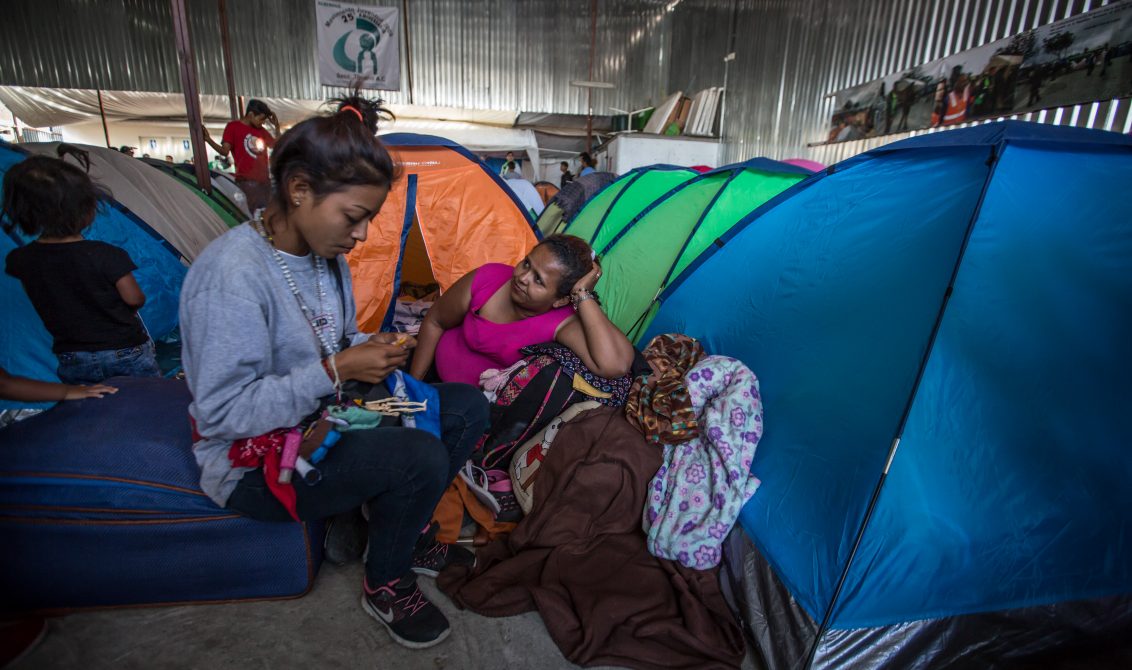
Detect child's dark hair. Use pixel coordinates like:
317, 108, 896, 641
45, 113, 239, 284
2, 150, 110, 238
579, 152, 595, 167
538, 234, 594, 297
269, 93, 396, 210
246, 99, 272, 117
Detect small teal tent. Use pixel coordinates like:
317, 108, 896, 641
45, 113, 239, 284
646, 122, 1132, 668
1, 142, 187, 410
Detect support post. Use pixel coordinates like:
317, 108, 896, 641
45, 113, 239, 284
586, 0, 597, 153
96, 89, 112, 148
218, 0, 239, 119
401, 0, 415, 104
170, 0, 212, 193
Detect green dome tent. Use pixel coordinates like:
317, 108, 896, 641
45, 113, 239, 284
534, 171, 619, 235
593, 159, 813, 339
141, 158, 248, 227
563, 165, 700, 252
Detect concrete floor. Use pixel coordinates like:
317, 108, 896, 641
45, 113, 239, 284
12, 561, 756, 670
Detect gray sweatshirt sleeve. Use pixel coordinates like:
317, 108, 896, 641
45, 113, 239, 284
182, 287, 335, 441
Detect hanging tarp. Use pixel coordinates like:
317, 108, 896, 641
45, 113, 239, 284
379, 120, 540, 170
0, 86, 518, 130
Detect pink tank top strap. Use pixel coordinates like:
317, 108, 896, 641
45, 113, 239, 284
469, 263, 513, 311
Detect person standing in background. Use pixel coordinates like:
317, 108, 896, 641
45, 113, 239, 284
578, 152, 596, 176
559, 161, 573, 187
204, 99, 279, 212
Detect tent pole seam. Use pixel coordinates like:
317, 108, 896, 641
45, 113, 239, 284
586, 171, 644, 246
380, 173, 418, 332
597, 169, 702, 256
626, 170, 739, 341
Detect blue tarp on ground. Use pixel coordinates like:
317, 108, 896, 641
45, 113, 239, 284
646, 121, 1132, 630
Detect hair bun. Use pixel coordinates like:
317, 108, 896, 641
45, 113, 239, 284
328, 89, 394, 135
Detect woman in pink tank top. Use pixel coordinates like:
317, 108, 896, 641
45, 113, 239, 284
410, 235, 635, 386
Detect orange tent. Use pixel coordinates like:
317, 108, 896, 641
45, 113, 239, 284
534, 180, 560, 205
348, 134, 540, 331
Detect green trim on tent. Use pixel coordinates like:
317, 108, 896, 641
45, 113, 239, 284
535, 201, 567, 236
191, 188, 241, 228
591, 166, 808, 339
154, 163, 245, 228
565, 168, 699, 249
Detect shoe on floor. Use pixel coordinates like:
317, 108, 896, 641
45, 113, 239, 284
486, 470, 523, 524
411, 521, 476, 577
324, 507, 367, 566
362, 574, 450, 649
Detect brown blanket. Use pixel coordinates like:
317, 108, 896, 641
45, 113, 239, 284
438, 407, 746, 670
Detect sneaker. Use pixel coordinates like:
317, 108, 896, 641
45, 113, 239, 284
324, 507, 367, 566
486, 471, 523, 524
411, 521, 476, 577
362, 574, 451, 649
493, 488, 523, 523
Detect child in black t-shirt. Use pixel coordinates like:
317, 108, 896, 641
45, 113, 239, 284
2, 154, 160, 385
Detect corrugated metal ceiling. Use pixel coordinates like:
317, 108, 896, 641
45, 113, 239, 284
0, 0, 674, 116
1, 0, 1127, 162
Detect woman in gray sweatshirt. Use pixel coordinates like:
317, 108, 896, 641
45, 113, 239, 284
179, 95, 488, 650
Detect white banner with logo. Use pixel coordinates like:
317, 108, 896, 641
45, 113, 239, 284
315, 1, 401, 91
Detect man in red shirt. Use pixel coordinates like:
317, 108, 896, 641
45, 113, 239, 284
203, 99, 279, 212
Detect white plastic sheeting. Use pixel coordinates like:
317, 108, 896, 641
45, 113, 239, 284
501, 177, 546, 218
377, 118, 540, 170
22, 143, 229, 261
0, 86, 520, 130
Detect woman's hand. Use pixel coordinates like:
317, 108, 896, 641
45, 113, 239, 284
370, 332, 417, 349
334, 339, 411, 384
573, 258, 603, 294
63, 384, 118, 400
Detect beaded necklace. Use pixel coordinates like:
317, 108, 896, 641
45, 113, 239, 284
252, 214, 339, 358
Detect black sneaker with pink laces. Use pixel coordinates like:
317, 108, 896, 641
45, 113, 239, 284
410, 521, 476, 578
362, 573, 450, 649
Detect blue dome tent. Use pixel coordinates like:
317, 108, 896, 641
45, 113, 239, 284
1, 141, 187, 410
644, 121, 1132, 668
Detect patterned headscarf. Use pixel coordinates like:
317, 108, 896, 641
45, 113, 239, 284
625, 334, 706, 445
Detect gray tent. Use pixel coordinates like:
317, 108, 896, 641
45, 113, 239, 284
24, 143, 229, 260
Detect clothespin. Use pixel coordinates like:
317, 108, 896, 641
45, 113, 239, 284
362, 398, 428, 415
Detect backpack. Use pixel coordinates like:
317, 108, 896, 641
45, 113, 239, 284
471, 354, 581, 471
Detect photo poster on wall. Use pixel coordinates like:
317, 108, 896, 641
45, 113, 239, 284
826, 0, 1132, 144
315, 1, 401, 91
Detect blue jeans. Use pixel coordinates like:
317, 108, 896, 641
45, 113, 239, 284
226, 382, 489, 585
56, 339, 160, 385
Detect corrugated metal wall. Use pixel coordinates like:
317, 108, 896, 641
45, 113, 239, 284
3, 0, 1127, 159
668, 0, 1132, 164
0, 0, 672, 115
